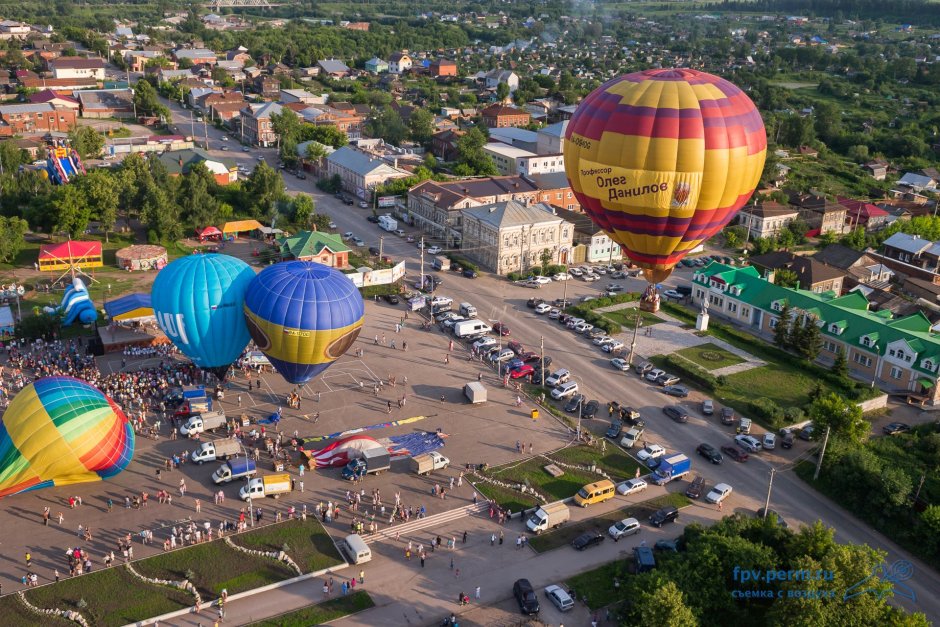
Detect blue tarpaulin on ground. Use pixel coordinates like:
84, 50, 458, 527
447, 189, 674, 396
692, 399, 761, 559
104, 293, 154, 322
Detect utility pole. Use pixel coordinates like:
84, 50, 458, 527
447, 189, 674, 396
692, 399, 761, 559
626, 305, 642, 367
813, 426, 831, 480
914, 472, 927, 502
378, 236, 384, 260
762, 467, 776, 518
540, 336, 545, 387
419, 236, 425, 293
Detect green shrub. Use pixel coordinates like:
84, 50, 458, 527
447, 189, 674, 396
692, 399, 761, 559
749, 397, 784, 423
545, 264, 567, 275
507, 272, 522, 281
784, 406, 804, 423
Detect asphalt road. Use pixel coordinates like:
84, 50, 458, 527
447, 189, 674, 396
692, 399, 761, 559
158, 97, 938, 620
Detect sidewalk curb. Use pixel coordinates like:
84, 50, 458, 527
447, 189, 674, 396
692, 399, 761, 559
124, 559, 350, 626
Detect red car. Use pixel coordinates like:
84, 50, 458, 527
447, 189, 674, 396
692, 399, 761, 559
493, 322, 511, 336
509, 364, 534, 379
721, 445, 748, 463
518, 351, 541, 363
508, 340, 525, 354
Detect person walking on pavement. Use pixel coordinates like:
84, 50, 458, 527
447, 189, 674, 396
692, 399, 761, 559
475, 586, 481, 600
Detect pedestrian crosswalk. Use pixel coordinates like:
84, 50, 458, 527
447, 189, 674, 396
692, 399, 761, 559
359, 501, 489, 545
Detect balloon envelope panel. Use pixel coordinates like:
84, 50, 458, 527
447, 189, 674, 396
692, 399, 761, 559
151, 254, 255, 372
244, 261, 365, 384
564, 68, 766, 282
0, 377, 134, 498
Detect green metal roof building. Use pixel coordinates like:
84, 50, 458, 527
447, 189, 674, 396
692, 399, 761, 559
277, 230, 350, 268
691, 263, 940, 402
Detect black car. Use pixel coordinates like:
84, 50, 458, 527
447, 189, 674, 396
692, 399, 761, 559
366, 215, 379, 223
462, 269, 478, 279
296, 172, 307, 179
342, 197, 354, 205
582, 400, 600, 419
564, 394, 586, 413
368, 247, 380, 256
526, 297, 545, 308
649, 506, 679, 527
780, 431, 794, 449
513, 578, 540, 615
662, 385, 690, 398
553, 298, 571, 307
685, 476, 705, 499
883, 422, 912, 436
382, 293, 400, 305
663, 405, 689, 423
696, 443, 723, 464
571, 531, 605, 551
720, 407, 735, 425
605, 420, 623, 439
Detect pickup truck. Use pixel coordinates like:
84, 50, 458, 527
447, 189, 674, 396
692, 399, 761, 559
341, 449, 391, 480
191, 437, 241, 464
239, 473, 292, 500
212, 458, 257, 484
179, 409, 226, 437
410, 452, 450, 475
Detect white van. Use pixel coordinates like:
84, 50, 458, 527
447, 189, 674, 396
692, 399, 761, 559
459, 302, 477, 318
453, 319, 491, 338
341, 534, 372, 564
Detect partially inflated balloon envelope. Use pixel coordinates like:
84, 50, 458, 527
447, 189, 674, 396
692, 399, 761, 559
244, 261, 365, 385
0, 377, 134, 498
151, 253, 255, 379
564, 68, 766, 283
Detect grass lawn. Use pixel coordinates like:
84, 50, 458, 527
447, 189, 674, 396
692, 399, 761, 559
603, 308, 664, 329
230, 518, 344, 573
675, 342, 744, 370
135, 538, 295, 599
722, 366, 821, 410
0, 593, 73, 627
474, 481, 538, 513
566, 561, 624, 610
25, 566, 191, 627
528, 493, 692, 553
247, 591, 374, 626
481, 445, 640, 508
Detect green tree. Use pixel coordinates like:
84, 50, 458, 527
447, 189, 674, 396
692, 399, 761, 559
810, 392, 868, 445
920, 506, 940, 556
292, 194, 315, 225
796, 316, 823, 361
367, 106, 408, 145
75, 169, 118, 242
840, 226, 868, 251
774, 268, 799, 288
0, 216, 29, 263
495, 81, 510, 101
456, 127, 497, 176
778, 115, 815, 147
68, 126, 105, 160
244, 161, 286, 219
133, 79, 170, 121
300, 125, 347, 148
832, 347, 848, 379
539, 248, 552, 273
177, 163, 220, 228
408, 108, 435, 147
723, 225, 746, 249
270, 108, 303, 146
305, 142, 328, 162
773, 302, 791, 349
633, 581, 696, 627
48, 184, 92, 238
0, 140, 30, 173
141, 180, 181, 242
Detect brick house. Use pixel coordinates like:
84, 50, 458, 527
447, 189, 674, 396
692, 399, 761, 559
748, 250, 846, 294
0, 103, 76, 137
240, 102, 282, 146
429, 59, 458, 77
691, 262, 940, 403
432, 129, 465, 161
481, 104, 531, 128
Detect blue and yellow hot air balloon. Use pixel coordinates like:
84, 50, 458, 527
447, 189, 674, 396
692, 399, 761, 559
151, 253, 255, 380
243, 261, 364, 385
564, 68, 767, 283
0, 377, 134, 498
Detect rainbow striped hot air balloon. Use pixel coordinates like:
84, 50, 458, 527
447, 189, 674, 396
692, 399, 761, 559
0, 377, 134, 498
564, 68, 767, 283
244, 261, 365, 385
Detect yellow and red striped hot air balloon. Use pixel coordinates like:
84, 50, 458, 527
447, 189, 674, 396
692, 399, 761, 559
564, 69, 766, 283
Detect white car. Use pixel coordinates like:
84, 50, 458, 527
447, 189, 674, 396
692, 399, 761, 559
544, 585, 574, 612
608, 517, 641, 540
545, 369, 570, 387
473, 337, 497, 351
645, 369, 665, 382
594, 267, 607, 275
735, 434, 762, 453
530, 276, 552, 285
565, 318, 585, 329
553, 273, 571, 281
705, 483, 733, 504
548, 308, 561, 319
534, 303, 552, 314
550, 380, 579, 400
636, 444, 665, 463
352, 237, 365, 246
663, 289, 684, 299
602, 340, 624, 353
582, 274, 600, 282
592, 335, 613, 346
617, 478, 648, 496
762, 433, 776, 450
342, 231, 354, 240
568, 268, 584, 277
426, 246, 442, 255
488, 348, 515, 363
328, 222, 337, 229
610, 358, 630, 371
574, 323, 594, 334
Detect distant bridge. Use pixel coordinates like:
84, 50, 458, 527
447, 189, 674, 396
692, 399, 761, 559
207, 0, 286, 8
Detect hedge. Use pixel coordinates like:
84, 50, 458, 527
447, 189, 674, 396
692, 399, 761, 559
660, 354, 720, 391
445, 253, 479, 273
